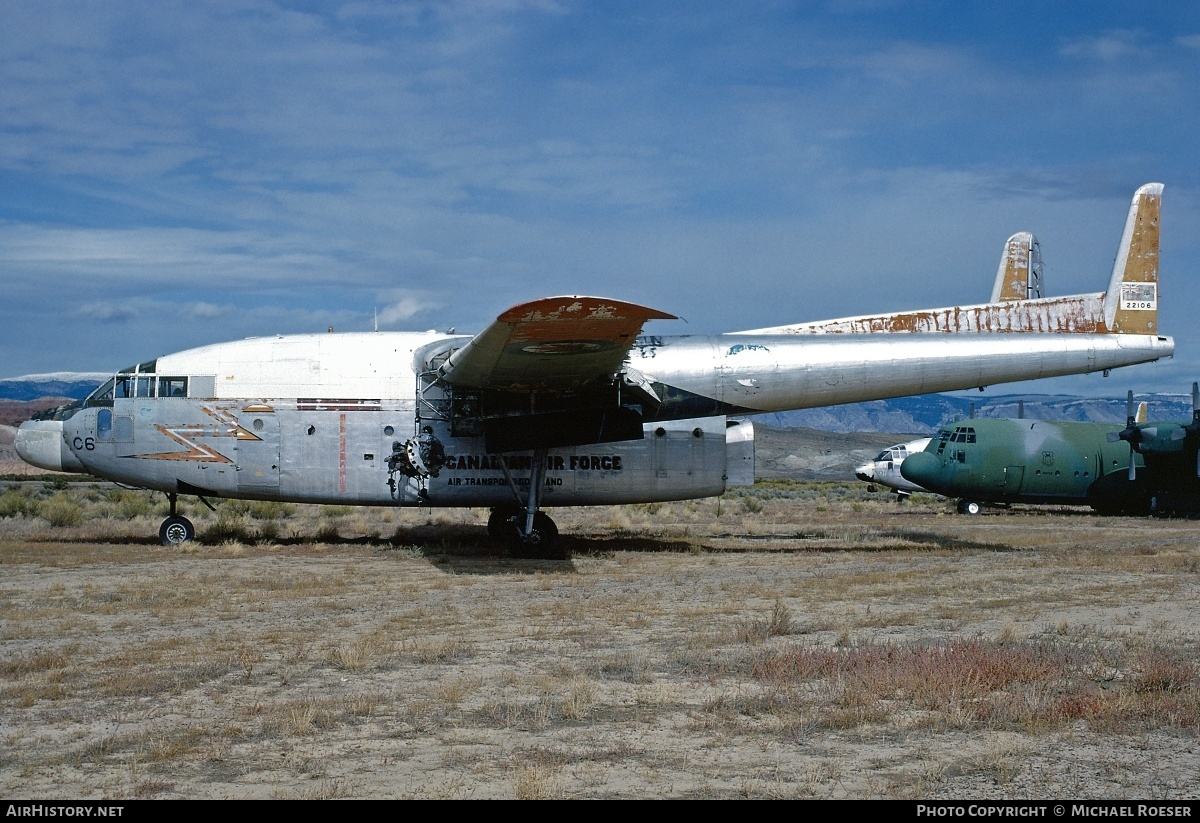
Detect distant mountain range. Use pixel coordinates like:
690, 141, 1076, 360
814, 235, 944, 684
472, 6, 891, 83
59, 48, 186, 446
751, 393, 1196, 434
0, 372, 1193, 434
0, 373, 109, 403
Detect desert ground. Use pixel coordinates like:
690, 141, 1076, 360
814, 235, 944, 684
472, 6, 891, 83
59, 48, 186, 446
2, 461, 1199, 800
1, 424, 1197, 800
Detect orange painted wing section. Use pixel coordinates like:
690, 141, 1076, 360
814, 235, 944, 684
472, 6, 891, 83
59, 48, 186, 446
440, 296, 676, 390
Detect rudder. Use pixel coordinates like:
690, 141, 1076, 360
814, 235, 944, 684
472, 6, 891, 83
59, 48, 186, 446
990, 232, 1044, 302
1102, 182, 1162, 334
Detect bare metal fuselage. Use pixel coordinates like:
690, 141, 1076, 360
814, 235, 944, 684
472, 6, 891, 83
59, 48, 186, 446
18, 329, 1172, 509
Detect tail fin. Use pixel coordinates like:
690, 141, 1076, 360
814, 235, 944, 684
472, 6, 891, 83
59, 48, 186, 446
990, 232, 1044, 302
1101, 182, 1162, 334
731, 182, 1165, 337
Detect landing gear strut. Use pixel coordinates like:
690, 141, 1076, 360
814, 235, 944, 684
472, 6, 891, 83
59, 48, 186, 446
159, 492, 196, 546
492, 447, 561, 558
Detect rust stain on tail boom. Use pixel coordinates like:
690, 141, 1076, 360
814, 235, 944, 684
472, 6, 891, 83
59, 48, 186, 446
772, 293, 1112, 334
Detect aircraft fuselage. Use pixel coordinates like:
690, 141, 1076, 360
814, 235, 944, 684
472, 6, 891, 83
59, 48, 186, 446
18, 329, 1172, 511
900, 416, 1200, 515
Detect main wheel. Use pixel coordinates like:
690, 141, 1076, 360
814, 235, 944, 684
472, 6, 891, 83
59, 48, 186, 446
507, 512, 560, 558
962, 500, 982, 516
487, 507, 521, 541
159, 515, 196, 546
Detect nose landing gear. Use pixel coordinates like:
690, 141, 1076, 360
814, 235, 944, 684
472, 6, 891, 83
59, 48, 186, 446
159, 514, 195, 546
158, 492, 197, 546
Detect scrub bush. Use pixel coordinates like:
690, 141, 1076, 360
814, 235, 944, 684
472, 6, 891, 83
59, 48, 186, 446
39, 494, 83, 528
0, 488, 38, 518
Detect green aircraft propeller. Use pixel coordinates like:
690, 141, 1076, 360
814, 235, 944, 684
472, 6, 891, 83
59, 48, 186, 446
1107, 383, 1200, 479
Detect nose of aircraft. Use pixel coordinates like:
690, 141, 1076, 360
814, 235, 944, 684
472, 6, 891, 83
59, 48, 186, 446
14, 420, 85, 473
854, 461, 875, 482
899, 450, 940, 489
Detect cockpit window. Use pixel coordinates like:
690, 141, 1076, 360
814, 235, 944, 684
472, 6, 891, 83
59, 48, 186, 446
948, 426, 977, 444
86, 377, 116, 408
125, 359, 157, 374
85, 372, 188, 405
936, 429, 951, 454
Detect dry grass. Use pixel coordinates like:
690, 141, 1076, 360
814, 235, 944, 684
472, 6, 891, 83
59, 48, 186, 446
1, 479, 1199, 798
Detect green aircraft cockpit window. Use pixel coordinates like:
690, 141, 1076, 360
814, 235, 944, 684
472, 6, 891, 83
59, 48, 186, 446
936, 429, 951, 454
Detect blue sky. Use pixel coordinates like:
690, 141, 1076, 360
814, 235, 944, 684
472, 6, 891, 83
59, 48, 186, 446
2, 1, 1197, 399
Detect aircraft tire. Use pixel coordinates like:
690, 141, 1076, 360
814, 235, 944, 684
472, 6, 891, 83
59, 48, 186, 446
488, 507, 521, 541
507, 512, 560, 559
159, 515, 196, 547
962, 500, 983, 516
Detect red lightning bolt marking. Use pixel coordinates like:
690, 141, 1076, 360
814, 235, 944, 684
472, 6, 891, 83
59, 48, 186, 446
129, 404, 263, 462
338, 413, 347, 492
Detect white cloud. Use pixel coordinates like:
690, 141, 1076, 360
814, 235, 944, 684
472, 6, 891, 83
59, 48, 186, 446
189, 302, 227, 318
375, 294, 441, 327
73, 302, 138, 323
1058, 31, 1144, 62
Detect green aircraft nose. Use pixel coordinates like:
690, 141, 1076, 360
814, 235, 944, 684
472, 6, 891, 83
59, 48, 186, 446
900, 450, 941, 489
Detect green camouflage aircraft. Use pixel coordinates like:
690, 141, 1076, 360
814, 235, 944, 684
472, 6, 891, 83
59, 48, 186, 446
900, 385, 1200, 516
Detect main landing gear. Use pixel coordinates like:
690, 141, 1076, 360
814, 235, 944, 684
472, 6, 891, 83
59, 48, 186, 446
490, 446, 562, 558
159, 492, 196, 546
956, 499, 983, 516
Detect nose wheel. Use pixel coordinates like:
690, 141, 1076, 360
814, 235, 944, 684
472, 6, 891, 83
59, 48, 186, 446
158, 491, 199, 546
159, 514, 196, 546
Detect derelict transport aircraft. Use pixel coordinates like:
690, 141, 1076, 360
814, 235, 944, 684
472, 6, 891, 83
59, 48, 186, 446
856, 400, 1150, 502
16, 183, 1173, 555
854, 438, 934, 498
852, 228, 1046, 499
900, 387, 1200, 516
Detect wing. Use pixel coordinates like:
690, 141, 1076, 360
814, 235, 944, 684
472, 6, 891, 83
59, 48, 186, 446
433, 296, 675, 453
437, 296, 676, 390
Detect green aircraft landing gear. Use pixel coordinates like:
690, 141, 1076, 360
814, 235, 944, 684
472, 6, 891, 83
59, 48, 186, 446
956, 499, 983, 516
